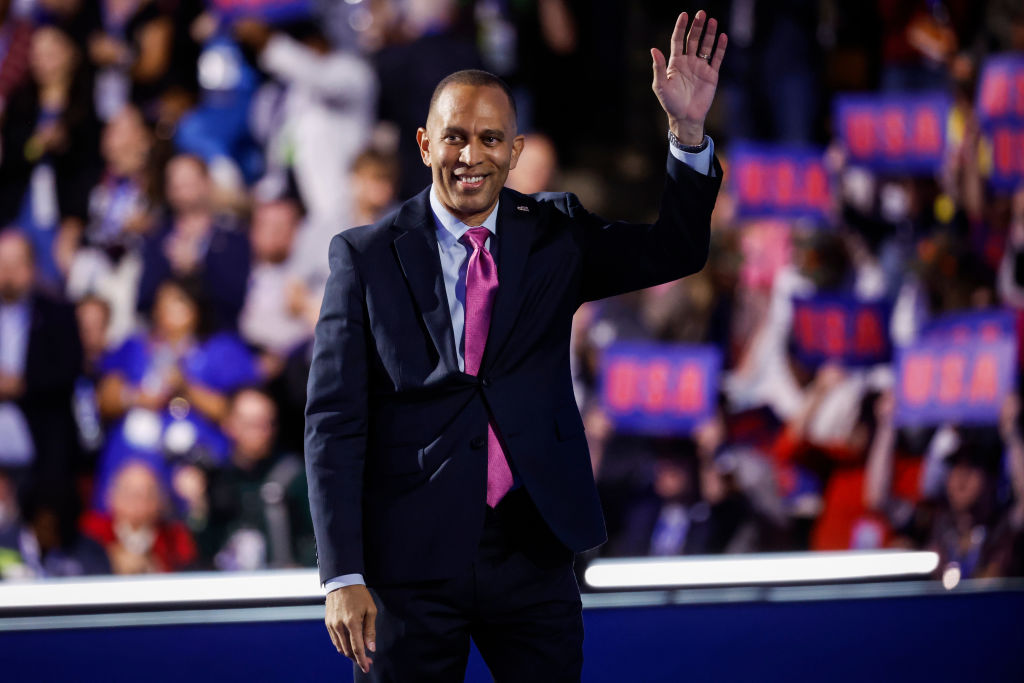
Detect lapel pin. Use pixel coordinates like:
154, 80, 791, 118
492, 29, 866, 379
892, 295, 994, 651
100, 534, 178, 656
516, 205, 529, 212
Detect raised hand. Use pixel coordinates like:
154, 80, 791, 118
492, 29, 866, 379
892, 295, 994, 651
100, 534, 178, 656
651, 10, 727, 145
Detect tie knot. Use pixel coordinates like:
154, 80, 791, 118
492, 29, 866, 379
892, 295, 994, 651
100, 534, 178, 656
461, 226, 491, 251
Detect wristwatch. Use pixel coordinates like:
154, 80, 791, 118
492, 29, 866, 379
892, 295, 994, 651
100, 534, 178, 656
668, 129, 709, 153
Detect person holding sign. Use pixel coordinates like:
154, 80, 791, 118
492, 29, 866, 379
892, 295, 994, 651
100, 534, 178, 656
304, 10, 726, 680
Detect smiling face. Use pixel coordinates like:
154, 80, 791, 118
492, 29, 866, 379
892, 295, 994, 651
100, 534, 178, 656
417, 84, 524, 225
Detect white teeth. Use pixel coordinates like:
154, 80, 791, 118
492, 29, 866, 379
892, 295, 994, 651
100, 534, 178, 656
460, 176, 484, 183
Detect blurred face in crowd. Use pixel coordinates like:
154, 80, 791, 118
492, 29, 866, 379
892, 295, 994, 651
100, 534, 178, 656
110, 462, 164, 531
417, 84, 524, 226
947, 462, 985, 514
653, 458, 691, 502
102, 107, 150, 177
505, 133, 557, 194
152, 281, 199, 340
0, 231, 35, 304
30, 25, 77, 86
76, 296, 111, 364
223, 389, 277, 462
352, 156, 398, 217
165, 155, 211, 215
250, 200, 300, 264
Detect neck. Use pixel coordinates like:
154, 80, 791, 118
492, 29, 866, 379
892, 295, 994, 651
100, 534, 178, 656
39, 82, 69, 109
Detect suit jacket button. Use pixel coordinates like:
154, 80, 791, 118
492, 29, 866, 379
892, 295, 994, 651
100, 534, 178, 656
470, 436, 486, 449
481, 378, 491, 387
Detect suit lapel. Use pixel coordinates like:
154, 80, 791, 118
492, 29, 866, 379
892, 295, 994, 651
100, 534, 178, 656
392, 188, 459, 373
481, 190, 534, 373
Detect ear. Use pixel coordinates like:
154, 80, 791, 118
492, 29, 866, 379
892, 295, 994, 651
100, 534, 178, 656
416, 127, 431, 167
509, 134, 526, 170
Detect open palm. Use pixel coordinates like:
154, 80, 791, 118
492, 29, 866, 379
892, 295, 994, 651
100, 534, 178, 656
651, 10, 727, 144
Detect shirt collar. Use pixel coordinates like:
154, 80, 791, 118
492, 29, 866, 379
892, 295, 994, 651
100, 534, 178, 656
429, 185, 499, 246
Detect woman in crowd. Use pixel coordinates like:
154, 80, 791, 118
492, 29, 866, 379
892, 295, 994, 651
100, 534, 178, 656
93, 275, 259, 511
0, 22, 100, 290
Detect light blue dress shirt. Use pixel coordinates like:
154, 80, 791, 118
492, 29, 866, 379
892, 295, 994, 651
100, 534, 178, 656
323, 138, 715, 593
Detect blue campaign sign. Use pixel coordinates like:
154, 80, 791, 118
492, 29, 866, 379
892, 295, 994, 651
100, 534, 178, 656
729, 143, 833, 225
834, 93, 950, 174
977, 55, 1024, 126
789, 295, 892, 368
600, 343, 721, 436
210, 0, 313, 21
921, 308, 1018, 344
894, 337, 1017, 427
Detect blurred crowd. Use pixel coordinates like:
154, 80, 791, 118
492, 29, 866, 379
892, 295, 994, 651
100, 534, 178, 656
0, 0, 1023, 586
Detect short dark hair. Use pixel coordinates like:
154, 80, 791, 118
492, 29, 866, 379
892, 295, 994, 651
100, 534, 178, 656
428, 69, 517, 123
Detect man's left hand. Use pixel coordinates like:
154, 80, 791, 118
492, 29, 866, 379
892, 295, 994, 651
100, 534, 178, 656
651, 10, 727, 145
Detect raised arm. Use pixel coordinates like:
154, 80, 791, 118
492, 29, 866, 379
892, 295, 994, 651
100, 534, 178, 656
651, 10, 728, 146
575, 10, 726, 303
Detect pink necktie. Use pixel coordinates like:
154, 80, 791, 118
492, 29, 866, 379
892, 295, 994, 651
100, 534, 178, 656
461, 226, 514, 508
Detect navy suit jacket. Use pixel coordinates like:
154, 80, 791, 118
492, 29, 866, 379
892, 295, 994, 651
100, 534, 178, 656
304, 153, 723, 586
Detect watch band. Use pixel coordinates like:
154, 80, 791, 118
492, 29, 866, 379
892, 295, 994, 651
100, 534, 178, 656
667, 130, 709, 153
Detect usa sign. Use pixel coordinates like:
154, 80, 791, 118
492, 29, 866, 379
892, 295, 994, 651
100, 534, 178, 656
894, 337, 1016, 426
834, 93, 950, 174
730, 143, 832, 225
977, 55, 1024, 125
789, 295, 892, 368
601, 343, 721, 436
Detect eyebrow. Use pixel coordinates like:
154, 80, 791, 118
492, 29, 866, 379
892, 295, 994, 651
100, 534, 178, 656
439, 127, 506, 139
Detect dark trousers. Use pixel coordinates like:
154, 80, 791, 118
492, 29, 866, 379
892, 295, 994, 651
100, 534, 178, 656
354, 487, 584, 682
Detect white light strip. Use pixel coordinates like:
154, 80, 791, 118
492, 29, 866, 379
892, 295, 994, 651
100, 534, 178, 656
0, 552, 941, 611
584, 551, 940, 589
0, 569, 324, 610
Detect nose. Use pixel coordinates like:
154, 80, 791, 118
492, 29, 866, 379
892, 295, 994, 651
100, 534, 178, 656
459, 139, 483, 166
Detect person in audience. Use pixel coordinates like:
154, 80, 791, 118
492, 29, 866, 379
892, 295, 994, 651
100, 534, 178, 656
81, 458, 196, 573
504, 131, 558, 194
348, 147, 400, 228
0, 229, 83, 513
73, 293, 112, 467
239, 16, 376, 270
176, 387, 313, 570
93, 275, 259, 510
238, 196, 317, 373
609, 434, 764, 557
0, 21, 101, 290
888, 398, 1024, 579
137, 153, 250, 331
64, 104, 157, 343
0, 467, 110, 578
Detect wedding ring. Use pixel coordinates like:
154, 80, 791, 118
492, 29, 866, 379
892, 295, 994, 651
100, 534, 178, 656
699, 52, 711, 60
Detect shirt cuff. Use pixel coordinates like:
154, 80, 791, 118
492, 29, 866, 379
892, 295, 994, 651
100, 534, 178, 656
324, 573, 365, 593
669, 135, 715, 177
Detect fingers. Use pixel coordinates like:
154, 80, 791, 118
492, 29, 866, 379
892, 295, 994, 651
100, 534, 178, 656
698, 16, 718, 58
326, 617, 351, 658
364, 607, 378, 655
710, 32, 728, 71
651, 47, 667, 91
685, 9, 706, 56
669, 11, 688, 58
346, 618, 373, 674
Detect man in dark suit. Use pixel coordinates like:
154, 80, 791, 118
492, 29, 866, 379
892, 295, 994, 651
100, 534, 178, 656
0, 229, 83, 509
305, 10, 728, 681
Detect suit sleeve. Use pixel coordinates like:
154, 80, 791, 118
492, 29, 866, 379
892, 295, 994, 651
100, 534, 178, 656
304, 234, 369, 585
575, 152, 723, 304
